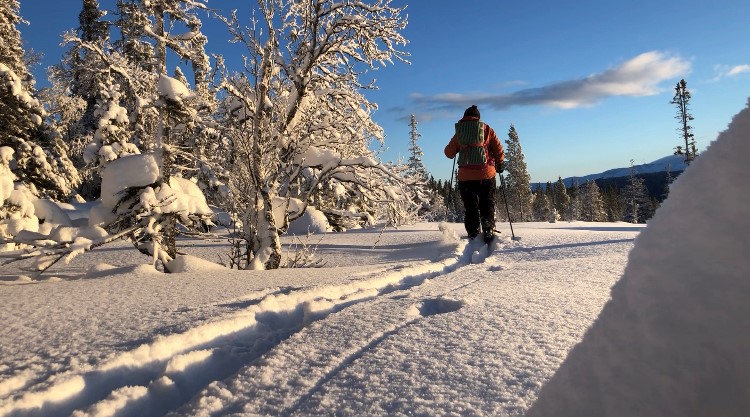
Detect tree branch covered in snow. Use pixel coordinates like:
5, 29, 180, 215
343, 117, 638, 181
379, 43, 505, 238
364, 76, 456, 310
214, 0, 409, 269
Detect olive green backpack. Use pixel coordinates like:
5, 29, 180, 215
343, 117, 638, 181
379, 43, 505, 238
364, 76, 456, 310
455, 120, 487, 167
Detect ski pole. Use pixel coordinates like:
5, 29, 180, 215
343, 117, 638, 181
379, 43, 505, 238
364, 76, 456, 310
498, 172, 517, 240
448, 156, 456, 191
448, 157, 457, 221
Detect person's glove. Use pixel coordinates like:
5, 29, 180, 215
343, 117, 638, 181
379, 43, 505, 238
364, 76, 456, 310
496, 161, 504, 173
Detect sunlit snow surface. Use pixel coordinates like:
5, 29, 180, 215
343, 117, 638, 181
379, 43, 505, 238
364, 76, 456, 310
0, 221, 640, 417
527, 99, 750, 417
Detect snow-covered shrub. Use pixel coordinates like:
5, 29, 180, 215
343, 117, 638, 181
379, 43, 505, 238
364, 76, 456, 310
0, 147, 39, 250
97, 152, 212, 266
549, 208, 560, 223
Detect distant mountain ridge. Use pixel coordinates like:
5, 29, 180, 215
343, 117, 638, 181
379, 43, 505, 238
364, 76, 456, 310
561, 154, 687, 187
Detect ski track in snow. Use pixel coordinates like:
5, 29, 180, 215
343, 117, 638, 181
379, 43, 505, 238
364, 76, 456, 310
0, 236, 508, 417
0, 225, 637, 417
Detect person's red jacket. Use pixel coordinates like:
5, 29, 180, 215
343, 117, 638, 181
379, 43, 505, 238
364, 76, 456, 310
444, 116, 505, 181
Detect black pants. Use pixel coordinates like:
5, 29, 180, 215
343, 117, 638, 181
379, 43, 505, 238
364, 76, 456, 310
459, 178, 496, 238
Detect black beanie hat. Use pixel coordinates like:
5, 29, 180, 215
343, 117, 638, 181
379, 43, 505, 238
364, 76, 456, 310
464, 105, 480, 119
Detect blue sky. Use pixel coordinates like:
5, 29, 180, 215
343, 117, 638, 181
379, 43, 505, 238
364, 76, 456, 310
18, 0, 750, 183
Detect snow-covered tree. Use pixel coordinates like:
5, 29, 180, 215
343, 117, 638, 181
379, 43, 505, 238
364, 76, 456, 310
216, 0, 409, 269
407, 115, 427, 179
401, 114, 430, 222
622, 160, 649, 223
0, 0, 32, 83
504, 124, 533, 222
552, 177, 570, 219
0, 2, 78, 200
54, 0, 114, 174
580, 180, 606, 222
0, 147, 39, 250
532, 186, 551, 222
567, 179, 582, 221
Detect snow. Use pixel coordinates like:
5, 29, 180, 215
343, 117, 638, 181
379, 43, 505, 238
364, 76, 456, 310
526, 98, 750, 417
167, 177, 213, 217
157, 74, 195, 103
286, 206, 332, 234
99, 153, 160, 210
0, 102, 746, 417
0, 219, 641, 417
0, 148, 15, 204
31, 199, 72, 227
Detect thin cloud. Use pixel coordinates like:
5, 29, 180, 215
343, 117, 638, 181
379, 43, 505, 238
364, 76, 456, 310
713, 64, 750, 81
394, 112, 434, 124
413, 51, 691, 111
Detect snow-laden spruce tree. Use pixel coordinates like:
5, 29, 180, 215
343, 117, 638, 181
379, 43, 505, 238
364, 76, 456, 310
68, 0, 112, 158
503, 125, 533, 222
0, 0, 79, 201
532, 186, 551, 222
552, 177, 570, 219
397, 114, 430, 223
407, 115, 427, 180
0, 0, 32, 83
567, 179, 582, 221
216, 0, 409, 269
0, 147, 39, 250
580, 180, 607, 222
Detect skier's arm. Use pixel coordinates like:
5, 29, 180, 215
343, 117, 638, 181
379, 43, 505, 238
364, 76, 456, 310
487, 128, 505, 168
444, 135, 459, 159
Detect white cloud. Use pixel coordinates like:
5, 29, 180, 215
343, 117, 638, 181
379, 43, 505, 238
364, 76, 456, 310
716, 64, 750, 79
414, 51, 691, 111
714, 64, 750, 81
727, 65, 750, 76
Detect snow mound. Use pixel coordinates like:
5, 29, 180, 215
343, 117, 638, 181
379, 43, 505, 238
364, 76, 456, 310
157, 74, 194, 102
100, 153, 160, 209
166, 255, 227, 273
286, 207, 331, 235
31, 199, 72, 227
527, 99, 750, 417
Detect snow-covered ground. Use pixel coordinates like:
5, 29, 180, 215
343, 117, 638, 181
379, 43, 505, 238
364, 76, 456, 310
0, 220, 641, 417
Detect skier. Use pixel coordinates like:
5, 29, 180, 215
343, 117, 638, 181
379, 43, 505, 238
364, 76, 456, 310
444, 105, 505, 244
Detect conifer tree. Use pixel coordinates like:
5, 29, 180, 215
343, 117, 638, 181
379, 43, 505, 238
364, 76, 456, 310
622, 160, 649, 223
57, 0, 151, 198
64, 0, 111, 154
407, 115, 427, 179
0, 0, 32, 83
568, 179, 582, 221
580, 180, 606, 222
662, 163, 674, 201
403, 114, 430, 221
0, 0, 78, 200
532, 186, 551, 222
504, 125, 533, 221
601, 184, 623, 222
671, 79, 698, 164
552, 177, 570, 219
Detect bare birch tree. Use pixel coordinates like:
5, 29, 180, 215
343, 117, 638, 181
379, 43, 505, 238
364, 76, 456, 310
217, 0, 409, 269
